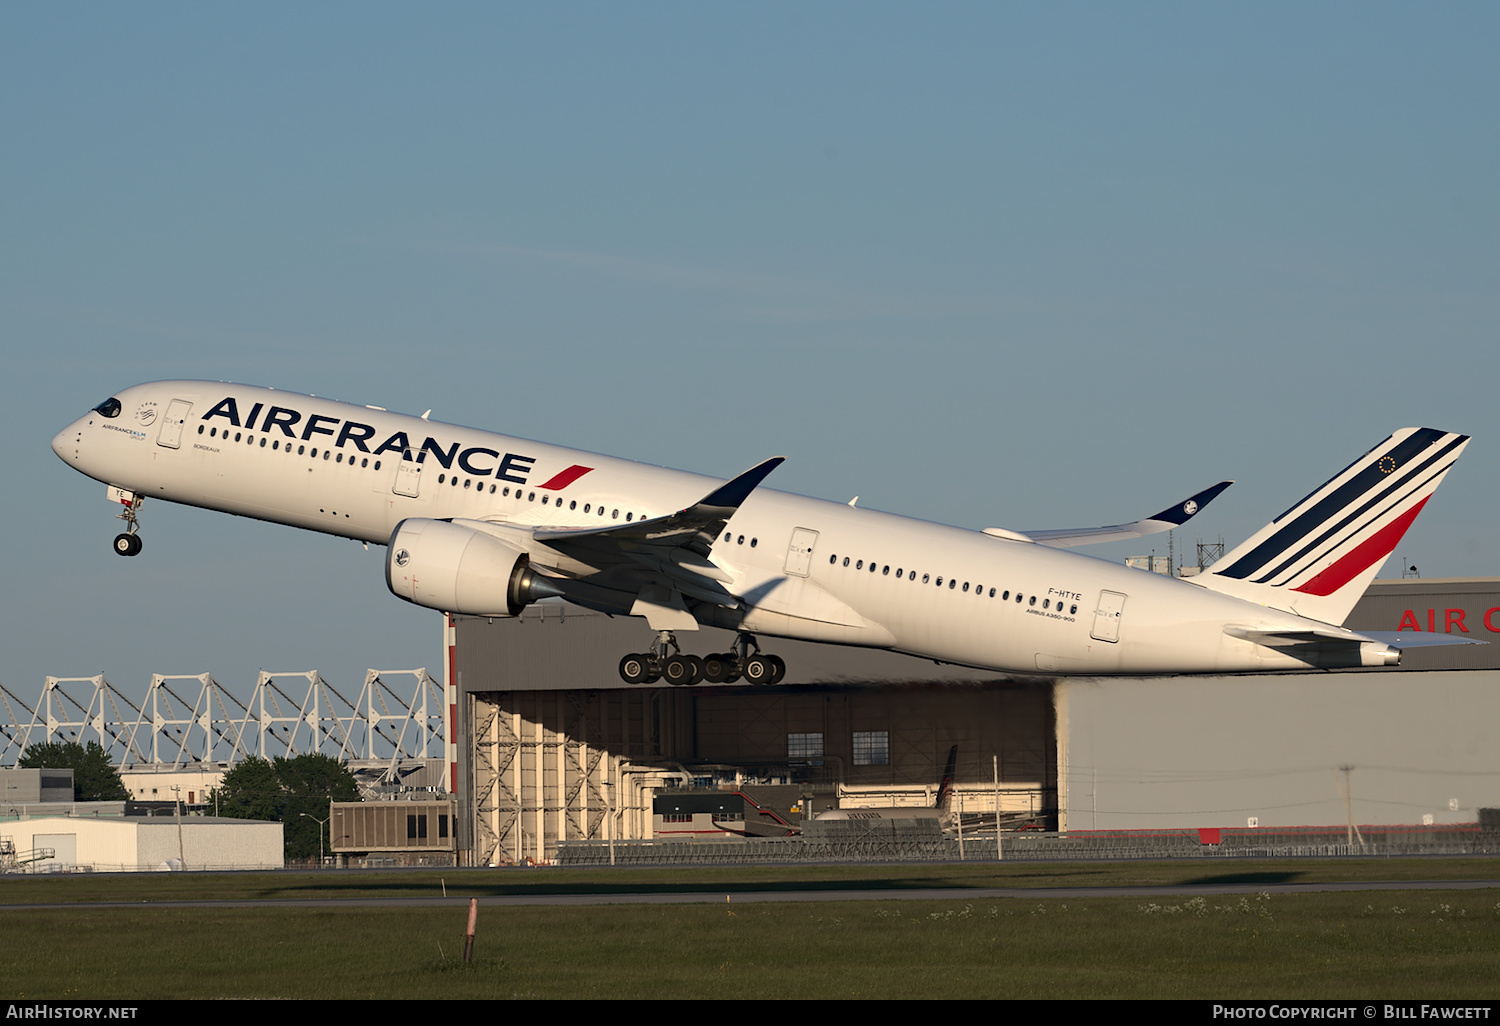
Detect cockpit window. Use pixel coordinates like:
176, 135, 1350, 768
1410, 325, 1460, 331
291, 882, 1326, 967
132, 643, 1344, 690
93, 398, 122, 418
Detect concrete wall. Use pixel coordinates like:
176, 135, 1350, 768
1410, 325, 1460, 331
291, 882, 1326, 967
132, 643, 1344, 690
1057, 668, 1500, 831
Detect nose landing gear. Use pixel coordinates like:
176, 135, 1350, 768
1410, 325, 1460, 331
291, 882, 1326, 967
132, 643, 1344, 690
112, 493, 143, 557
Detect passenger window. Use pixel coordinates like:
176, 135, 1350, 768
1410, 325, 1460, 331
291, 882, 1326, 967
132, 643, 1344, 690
829, 555, 837, 564
626, 512, 633, 521
439, 474, 446, 484
963, 582, 970, 592
197, 425, 205, 435
882, 566, 889, 575
570, 501, 577, 510
922, 574, 930, 584
842, 557, 850, 566
750, 538, 757, 547
1029, 596, 1036, 606
260, 438, 267, 448
298, 445, 305, 455
856, 560, 863, 570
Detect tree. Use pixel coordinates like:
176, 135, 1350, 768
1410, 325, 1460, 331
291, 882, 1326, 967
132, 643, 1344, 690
208, 753, 360, 860
18, 741, 130, 801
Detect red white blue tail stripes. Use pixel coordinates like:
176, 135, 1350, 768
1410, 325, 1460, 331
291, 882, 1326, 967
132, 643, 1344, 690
1193, 427, 1469, 625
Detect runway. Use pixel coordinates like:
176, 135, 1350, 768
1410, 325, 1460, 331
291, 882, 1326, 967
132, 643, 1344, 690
4, 877, 1498, 911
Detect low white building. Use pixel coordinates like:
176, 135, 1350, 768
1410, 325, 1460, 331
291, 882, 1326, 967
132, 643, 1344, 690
2, 815, 282, 872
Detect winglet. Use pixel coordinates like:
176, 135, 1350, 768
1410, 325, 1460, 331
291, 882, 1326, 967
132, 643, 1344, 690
1020, 480, 1233, 548
693, 457, 785, 512
1145, 480, 1234, 526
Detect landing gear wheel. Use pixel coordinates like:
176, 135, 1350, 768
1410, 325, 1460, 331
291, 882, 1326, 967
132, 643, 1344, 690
767, 654, 786, 685
743, 655, 776, 684
113, 533, 141, 557
619, 653, 653, 684
664, 655, 704, 686
702, 653, 738, 684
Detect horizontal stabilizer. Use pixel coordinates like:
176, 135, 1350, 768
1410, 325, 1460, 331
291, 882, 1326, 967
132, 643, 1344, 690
1007, 480, 1233, 548
1358, 631, 1487, 650
1223, 624, 1401, 667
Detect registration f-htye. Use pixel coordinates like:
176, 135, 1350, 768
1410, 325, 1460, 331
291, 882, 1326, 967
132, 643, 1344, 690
54, 382, 1472, 684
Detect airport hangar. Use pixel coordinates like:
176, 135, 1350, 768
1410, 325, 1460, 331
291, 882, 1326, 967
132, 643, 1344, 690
448, 577, 1500, 866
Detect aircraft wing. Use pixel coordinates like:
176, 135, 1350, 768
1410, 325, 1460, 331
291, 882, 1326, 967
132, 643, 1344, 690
997, 480, 1233, 548
528, 457, 785, 625
534, 456, 783, 561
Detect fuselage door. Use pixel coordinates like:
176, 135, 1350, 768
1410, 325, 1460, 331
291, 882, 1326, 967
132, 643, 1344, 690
1090, 590, 1127, 643
784, 527, 819, 577
156, 399, 193, 449
393, 453, 422, 497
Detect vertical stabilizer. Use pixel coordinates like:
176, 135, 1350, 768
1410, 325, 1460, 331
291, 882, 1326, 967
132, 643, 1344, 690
1192, 427, 1469, 625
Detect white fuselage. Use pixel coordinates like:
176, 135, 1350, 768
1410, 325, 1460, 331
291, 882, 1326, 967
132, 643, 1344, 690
53, 381, 1369, 676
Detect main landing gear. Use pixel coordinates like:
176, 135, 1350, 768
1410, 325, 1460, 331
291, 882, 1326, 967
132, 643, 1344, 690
112, 494, 144, 557
618, 631, 786, 686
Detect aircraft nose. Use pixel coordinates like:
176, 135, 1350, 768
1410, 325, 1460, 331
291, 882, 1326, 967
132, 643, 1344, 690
53, 419, 82, 462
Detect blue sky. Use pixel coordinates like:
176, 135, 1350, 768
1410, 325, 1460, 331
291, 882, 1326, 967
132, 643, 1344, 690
3, 4, 1497, 703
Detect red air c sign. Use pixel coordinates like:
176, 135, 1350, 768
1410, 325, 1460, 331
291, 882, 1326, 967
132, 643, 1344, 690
1396, 607, 1500, 633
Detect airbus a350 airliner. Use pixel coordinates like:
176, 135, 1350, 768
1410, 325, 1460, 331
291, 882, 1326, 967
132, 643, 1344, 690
53, 382, 1470, 684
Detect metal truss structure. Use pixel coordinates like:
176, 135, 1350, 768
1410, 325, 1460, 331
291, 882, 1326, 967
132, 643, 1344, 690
0, 670, 443, 779
470, 688, 676, 866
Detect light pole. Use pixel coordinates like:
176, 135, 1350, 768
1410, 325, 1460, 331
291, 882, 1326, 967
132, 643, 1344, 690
299, 812, 329, 864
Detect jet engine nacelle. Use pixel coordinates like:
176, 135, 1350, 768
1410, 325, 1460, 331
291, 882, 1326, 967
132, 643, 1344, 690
385, 518, 543, 616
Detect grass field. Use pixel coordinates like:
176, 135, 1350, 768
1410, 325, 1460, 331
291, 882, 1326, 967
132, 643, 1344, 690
3, 860, 1498, 999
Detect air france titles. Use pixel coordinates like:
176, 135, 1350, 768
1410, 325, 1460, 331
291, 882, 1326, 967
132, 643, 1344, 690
201, 397, 535, 484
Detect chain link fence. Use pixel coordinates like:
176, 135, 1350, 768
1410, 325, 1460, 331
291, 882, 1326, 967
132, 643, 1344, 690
558, 821, 1500, 865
